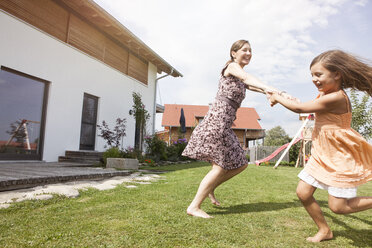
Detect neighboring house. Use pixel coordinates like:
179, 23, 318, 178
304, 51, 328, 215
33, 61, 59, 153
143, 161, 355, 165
0, 0, 182, 161
157, 104, 265, 148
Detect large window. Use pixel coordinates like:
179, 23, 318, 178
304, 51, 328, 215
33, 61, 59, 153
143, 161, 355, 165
0, 67, 49, 160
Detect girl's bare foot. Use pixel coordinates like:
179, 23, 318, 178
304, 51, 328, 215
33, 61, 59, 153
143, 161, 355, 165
186, 206, 213, 218
209, 192, 221, 206
306, 230, 333, 242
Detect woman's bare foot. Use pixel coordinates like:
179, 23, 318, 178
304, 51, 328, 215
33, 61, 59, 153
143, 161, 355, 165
306, 230, 333, 242
187, 206, 213, 218
209, 192, 220, 206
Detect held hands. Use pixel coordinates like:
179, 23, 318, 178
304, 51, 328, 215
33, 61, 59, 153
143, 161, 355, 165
266, 91, 300, 107
266, 91, 278, 106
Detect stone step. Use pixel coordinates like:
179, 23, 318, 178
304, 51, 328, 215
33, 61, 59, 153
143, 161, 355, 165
65, 150, 103, 158
58, 156, 101, 164
0, 170, 132, 191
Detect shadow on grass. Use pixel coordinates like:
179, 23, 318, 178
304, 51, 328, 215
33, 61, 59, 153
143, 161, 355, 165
312, 200, 372, 247
209, 200, 301, 215
325, 212, 372, 247
140, 161, 210, 172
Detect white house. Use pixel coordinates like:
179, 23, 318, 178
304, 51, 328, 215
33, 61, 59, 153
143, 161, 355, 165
0, 0, 182, 162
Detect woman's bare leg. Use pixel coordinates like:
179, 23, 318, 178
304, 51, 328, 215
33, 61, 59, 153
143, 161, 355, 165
208, 164, 248, 205
296, 180, 333, 242
187, 164, 228, 218
328, 195, 372, 214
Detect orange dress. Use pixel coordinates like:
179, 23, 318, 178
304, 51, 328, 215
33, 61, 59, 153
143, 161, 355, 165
305, 91, 372, 188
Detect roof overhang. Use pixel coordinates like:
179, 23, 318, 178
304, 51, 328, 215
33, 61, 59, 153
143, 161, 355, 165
156, 104, 165, 113
59, 0, 182, 77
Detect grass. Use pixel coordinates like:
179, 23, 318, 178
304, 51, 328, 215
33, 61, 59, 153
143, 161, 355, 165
0, 162, 371, 247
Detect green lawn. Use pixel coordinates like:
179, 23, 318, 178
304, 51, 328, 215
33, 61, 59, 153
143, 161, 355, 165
0, 162, 371, 248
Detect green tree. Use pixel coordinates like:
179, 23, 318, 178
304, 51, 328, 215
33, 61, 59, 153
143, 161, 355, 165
350, 90, 372, 140
264, 126, 290, 146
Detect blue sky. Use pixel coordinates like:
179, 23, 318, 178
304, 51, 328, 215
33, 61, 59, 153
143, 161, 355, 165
94, 0, 372, 137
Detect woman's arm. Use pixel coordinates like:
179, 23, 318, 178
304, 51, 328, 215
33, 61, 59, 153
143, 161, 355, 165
226, 62, 299, 101
268, 91, 344, 113
246, 85, 266, 93
225, 62, 279, 94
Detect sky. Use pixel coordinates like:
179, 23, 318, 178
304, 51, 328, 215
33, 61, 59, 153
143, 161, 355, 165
94, 0, 372, 137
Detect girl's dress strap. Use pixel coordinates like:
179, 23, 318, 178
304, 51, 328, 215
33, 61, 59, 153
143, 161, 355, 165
342, 90, 351, 112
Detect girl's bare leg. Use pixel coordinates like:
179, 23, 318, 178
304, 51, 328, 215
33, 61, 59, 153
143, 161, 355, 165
296, 180, 333, 242
208, 164, 248, 206
187, 164, 228, 218
328, 195, 372, 214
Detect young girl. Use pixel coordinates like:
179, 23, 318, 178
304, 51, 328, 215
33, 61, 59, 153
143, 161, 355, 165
268, 50, 372, 243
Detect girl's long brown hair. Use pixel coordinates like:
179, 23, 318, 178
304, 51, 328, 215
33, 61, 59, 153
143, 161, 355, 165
221, 40, 250, 75
310, 50, 372, 96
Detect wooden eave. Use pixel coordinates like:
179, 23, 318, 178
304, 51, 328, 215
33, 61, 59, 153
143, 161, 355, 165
59, 0, 182, 77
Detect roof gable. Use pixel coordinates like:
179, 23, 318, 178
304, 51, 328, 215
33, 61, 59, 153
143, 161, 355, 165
162, 104, 263, 130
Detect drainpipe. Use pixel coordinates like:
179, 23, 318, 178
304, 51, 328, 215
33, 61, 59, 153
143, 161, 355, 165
152, 69, 173, 135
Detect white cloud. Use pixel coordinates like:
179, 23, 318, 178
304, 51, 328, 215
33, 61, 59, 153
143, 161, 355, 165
355, 0, 368, 6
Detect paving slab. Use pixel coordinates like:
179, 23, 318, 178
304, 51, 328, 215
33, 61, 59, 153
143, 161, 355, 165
0, 161, 135, 191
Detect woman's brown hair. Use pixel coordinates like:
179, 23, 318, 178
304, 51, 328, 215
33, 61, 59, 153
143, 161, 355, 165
310, 50, 372, 96
221, 40, 250, 75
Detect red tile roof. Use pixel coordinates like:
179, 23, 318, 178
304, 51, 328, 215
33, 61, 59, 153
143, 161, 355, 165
161, 104, 263, 130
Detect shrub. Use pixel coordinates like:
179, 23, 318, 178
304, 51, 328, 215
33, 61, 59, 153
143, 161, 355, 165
122, 146, 137, 159
144, 135, 167, 162
122, 146, 145, 162
289, 143, 300, 162
143, 159, 156, 167
166, 145, 178, 162
97, 118, 126, 148
102, 147, 123, 165
172, 138, 188, 160
261, 161, 296, 167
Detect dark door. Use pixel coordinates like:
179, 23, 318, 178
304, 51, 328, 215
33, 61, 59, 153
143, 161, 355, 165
79, 93, 98, 150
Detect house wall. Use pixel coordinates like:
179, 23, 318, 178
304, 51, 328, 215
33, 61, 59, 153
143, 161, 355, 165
0, 11, 157, 161
167, 127, 193, 145
0, 0, 149, 85
234, 129, 246, 148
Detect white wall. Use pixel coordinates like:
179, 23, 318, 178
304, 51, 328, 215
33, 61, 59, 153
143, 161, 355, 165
0, 11, 157, 161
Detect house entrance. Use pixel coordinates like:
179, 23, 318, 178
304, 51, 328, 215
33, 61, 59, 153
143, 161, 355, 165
79, 93, 98, 150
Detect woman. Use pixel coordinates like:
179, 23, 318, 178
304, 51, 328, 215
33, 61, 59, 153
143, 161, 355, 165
183, 40, 288, 218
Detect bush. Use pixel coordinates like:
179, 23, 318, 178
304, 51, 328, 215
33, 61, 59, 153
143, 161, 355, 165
122, 146, 145, 162
172, 138, 188, 160
259, 161, 295, 167
166, 145, 178, 162
102, 147, 123, 165
144, 135, 167, 162
122, 146, 137, 159
289, 143, 300, 162
97, 118, 126, 148
143, 158, 156, 167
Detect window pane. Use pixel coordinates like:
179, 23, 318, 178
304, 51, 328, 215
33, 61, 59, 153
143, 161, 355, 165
0, 69, 44, 157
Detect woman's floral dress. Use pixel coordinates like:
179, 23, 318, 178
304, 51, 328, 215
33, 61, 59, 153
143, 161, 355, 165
182, 74, 248, 170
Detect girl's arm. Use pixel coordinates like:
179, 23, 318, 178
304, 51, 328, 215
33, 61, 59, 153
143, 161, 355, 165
268, 91, 344, 113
